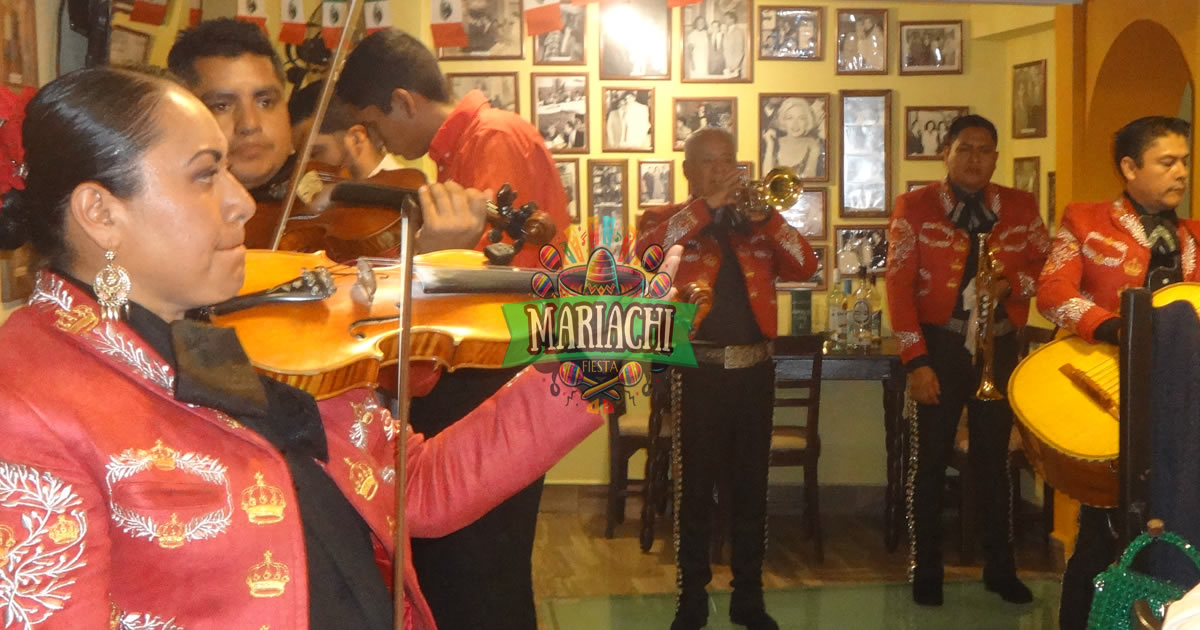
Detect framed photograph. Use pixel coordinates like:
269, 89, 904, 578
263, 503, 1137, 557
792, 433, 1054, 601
1047, 170, 1057, 234
681, 0, 752, 82
1013, 59, 1048, 138
836, 9, 887, 75
602, 88, 655, 152
736, 161, 755, 179
907, 180, 936, 193
780, 188, 827, 241
672, 98, 736, 151
589, 159, 629, 247
531, 73, 588, 154
904, 106, 968, 160
438, 0, 523, 60
899, 21, 963, 75
779, 245, 827, 290
0, 244, 34, 303
446, 72, 519, 113
1014, 156, 1040, 200
835, 227, 888, 276
840, 90, 892, 219
599, 0, 670, 80
759, 6, 823, 61
534, 1, 586, 65
109, 26, 152, 66
2, 0, 37, 87
638, 160, 674, 208
555, 158, 582, 224
760, 93, 829, 181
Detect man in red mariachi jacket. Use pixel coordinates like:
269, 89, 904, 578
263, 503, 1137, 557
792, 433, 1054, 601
886, 115, 1048, 607
1037, 116, 1199, 630
637, 128, 815, 630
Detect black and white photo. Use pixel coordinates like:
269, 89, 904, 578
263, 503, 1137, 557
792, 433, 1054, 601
555, 158, 582, 224
589, 160, 629, 248
1013, 156, 1040, 200
531, 73, 588, 154
1013, 59, 1048, 138
602, 88, 655, 152
438, 0, 523, 60
760, 93, 828, 181
638, 160, 673, 207
780, 188, 827, 241
599, 0, 670, 80
673, 98, 736, 151
835, 227, 888, 275
899, 21, 963, 75
534, 1, 586, 65
840, 90, 891, 218
904, 106, 967, 160
682, 0, 752, 82
759, 6, 823, 61
446, 72, 519, 113
836, 9, 887, 74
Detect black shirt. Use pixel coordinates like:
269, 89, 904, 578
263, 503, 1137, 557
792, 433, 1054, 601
948, 183, 1008, 327
694, 205, 764, 346
1126, 192, 1183, 289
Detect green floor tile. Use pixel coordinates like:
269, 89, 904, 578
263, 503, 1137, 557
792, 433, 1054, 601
543, 579, 1062, 629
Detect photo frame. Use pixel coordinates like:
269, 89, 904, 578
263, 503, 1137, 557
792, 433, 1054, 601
110, 26, 153, 67
531, 73, 589, 154
736, 161, 755, 179
780, 188, 827, 241
599, 0, 670, 80
588, 159, 629, 247
446, 72, 520, 114
602, 87, 655, 152
638, 160, 674, 208
0, 245, 34, 303
673, 98, 736, 151
760, 93, 829, 181
904, 106, 968, 160
835, 9, 887, 75
907, 180, 936, 193
778, 245, 827, 290
2, 0, 37, 87
438, 0, 524, 60
555, 158, 582, 225
1013, 59, 1048, 138
835, 226, 888, 275
681, 0, 753, 82
1014, 156, 1041, 201
534, 1, 586, 65
899, 21, 963, 75
1047, 170, 1057, 235
759, 6, 823, 61
840, 90, 892, 219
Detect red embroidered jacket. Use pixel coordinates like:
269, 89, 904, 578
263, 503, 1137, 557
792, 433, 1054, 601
636, 198, 817, 339
0, 272, 599, 630
886, 181, 1050, 365
1037, 197, 1200, 343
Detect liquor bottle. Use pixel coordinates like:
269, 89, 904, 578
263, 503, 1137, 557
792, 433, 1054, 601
850, 267, 872, 350
867, 273, 883, 346
827, 278, 846, 349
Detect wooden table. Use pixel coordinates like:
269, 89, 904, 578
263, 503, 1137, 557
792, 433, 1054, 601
773, 337, 907, 552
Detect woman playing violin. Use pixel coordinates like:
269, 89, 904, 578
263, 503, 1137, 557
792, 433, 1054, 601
0, 66, 600, 630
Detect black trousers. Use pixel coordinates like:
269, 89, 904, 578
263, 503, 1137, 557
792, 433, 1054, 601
911, 325, 1019, 581
408, 367, 544, 630
1059, 506, 1119, 630
676, 360, 775, 598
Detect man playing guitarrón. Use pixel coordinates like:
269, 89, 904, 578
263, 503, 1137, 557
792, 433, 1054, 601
1038, 116, 1200, 630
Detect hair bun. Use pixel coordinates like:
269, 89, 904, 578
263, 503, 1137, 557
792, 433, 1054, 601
0, 187, 32, 251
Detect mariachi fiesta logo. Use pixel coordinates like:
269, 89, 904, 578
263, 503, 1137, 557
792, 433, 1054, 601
501, 240, 697, 412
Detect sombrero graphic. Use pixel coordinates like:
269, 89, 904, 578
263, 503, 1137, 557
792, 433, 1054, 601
557, 247, 646, 297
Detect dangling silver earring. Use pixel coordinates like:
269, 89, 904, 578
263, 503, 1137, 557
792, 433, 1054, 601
94, 250, 131, 321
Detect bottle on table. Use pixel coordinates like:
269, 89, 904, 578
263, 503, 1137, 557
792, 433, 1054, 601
850, 266, 872, 351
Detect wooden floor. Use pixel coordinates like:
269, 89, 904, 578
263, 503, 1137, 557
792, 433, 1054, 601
532, 488, 1062, 601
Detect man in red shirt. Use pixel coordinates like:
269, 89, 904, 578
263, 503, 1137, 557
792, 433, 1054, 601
335, 29, 568, 630
336, 29, 569, 270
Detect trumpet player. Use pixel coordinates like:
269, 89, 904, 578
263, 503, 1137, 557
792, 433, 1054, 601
1038, 116, 1200, 630
885, 115, 1049, 607
636, 128, 815, 630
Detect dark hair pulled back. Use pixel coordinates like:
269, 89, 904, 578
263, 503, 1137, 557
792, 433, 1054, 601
0, 66, 171, 266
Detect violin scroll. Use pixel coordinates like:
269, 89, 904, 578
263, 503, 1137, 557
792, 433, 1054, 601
483, 184, 558, 266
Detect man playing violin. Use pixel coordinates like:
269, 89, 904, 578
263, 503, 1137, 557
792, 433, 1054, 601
288, 80, 403, 182
1038, 115, 1200, 630
636, 128, 816, 630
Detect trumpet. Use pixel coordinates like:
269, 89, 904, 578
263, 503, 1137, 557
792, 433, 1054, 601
733, 167, 805, 222
973, 231, 1004, 401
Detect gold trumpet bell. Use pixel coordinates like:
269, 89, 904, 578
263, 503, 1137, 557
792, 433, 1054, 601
975, 378, 1004, 401
737, 167, 805, 221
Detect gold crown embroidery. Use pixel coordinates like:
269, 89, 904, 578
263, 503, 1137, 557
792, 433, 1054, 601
240, 472, 286, 525
139, 440, 178, 471
156, 513, 186, 549
0, 524, 16, 565
247, 551, 290, 598
54, 304, 99, 335
47, 515, 81, 545
344, 458, 378, 500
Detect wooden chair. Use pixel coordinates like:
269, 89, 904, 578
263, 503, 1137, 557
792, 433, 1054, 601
769, 334, 826, 562
605, 372, 673, 552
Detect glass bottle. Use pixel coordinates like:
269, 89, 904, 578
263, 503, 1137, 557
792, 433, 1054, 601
850, 267, 872, 351
827, 277, 846, 349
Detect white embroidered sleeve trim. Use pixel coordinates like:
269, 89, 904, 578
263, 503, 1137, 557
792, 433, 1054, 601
896, 331, 922, 352
1048, 297, 1096, 330
1041, 230, 1080, 277
117, 611, 185, 630
888, 219, 916, 269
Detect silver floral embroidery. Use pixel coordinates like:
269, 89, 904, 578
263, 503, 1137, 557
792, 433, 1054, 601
663, 210, 700, 248
92, 322, 175, 391
1048, 297, 1095, 330
380, 467, 396, 484
918, 223, 956, 248
1018, 272, 1037, 298
28, 273, 74, 312
1081, 232, 1128, 268
888, 218, 916, 269
1041, 230, 1080, 277
916, 269, 932, 297
773, 225, 808, 267
1184, 233, 1197, 278
0, 461, 89, 629
1028, 216, 1051, 256
1113, 200, 1152, 249
117, 612, 185, 630
896, 331, 922, 351
105, 444, 232, 547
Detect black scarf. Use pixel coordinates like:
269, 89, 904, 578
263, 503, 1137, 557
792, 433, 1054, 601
1127, 192, 1180, 256
948, 183, 997, 234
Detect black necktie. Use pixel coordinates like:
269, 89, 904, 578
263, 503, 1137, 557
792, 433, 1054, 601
1140, 210, 1179, 256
